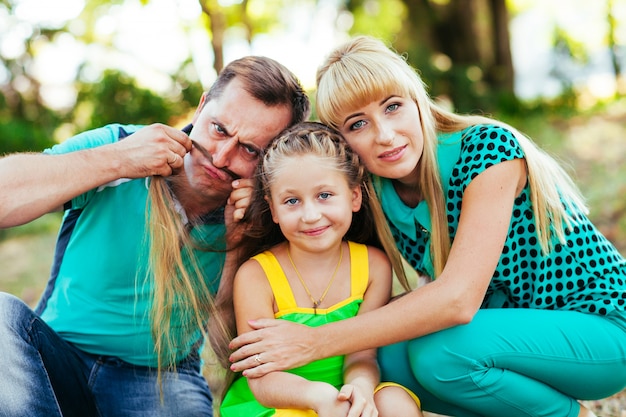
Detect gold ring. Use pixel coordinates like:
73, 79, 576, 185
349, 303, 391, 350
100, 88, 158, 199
254, 354, 262, 364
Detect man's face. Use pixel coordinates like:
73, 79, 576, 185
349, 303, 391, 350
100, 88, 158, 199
185, 78, 292, 203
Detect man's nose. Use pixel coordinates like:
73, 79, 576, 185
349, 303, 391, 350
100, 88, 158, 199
212, 137, 238, 169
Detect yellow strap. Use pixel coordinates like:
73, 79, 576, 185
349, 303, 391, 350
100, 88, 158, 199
252, 241, 370, 313
348, 241, 368, 298
252, 251, 296, 312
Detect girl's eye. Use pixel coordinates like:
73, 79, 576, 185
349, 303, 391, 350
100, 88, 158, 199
285, 198, 299, 205
318, 192, 331, 200
349, 120, 366, 131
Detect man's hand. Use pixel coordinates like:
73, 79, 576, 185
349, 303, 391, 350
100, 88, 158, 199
114, 124, 191, 178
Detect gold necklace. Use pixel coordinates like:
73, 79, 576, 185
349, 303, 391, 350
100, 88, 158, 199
286, 244, 343, 314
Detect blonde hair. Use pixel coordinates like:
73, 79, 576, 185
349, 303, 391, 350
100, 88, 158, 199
145, 176, 220, 390
210, 122, 409, 400
316, 36, 587, 277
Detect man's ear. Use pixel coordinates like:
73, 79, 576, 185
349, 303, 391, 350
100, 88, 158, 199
191, 92, 209, 124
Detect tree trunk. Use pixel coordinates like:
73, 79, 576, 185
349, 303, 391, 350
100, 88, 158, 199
488, 0, 514, 92
199, 0, 226, 74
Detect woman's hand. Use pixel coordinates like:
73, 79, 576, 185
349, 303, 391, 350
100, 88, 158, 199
229, 319, 319, 377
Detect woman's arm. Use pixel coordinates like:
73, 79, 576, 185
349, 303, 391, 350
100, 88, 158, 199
0, 124, 190, 228
230, 158, 526, 377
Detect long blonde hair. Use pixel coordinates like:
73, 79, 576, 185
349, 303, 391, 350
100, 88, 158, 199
316, 36, 587, 277
145, 176, 219, 386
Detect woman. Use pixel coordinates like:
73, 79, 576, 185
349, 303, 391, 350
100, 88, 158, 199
229, 36, 626, 417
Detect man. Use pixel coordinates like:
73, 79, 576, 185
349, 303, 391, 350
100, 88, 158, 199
0, 56, 310, 417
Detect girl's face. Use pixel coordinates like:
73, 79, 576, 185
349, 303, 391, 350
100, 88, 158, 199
337, 95, 423, 186
267, 154, 362, 253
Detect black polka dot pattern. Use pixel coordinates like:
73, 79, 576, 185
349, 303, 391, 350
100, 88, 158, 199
390, 124, 626, 317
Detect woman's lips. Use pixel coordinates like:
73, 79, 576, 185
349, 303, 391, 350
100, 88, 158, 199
378, 145, 407, 161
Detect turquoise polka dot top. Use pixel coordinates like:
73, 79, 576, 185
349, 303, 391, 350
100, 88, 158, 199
376, 124, 626, 319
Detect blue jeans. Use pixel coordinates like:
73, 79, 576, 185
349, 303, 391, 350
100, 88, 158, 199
0, 292, 214, 417
379, 308, 626, 417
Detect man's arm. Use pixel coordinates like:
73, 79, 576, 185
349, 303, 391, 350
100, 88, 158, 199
0, 124, 191, 228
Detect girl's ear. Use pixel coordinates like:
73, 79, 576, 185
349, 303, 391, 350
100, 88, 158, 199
265, 195, 280, 224
351, 185, 363, 212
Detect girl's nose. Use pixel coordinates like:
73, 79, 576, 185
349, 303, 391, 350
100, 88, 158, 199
301, 203, 322, 223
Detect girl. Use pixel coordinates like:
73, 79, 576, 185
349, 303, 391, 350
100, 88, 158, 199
216, 122, 423, 416
229, 37, 626, 417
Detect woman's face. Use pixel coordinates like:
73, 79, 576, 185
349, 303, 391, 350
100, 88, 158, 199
338, 95, 423, 186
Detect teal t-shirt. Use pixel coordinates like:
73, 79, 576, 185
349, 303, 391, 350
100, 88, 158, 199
377, 124, 626, 320
38, 124, 225, 366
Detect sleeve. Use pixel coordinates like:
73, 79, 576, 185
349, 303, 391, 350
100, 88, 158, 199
43, 124, 139, 155
457, 124, 525, 191
43, 124, 142, 209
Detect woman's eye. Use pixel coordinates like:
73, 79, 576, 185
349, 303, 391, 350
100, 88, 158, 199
350, 120, 365, 131
386, 103, 399, 112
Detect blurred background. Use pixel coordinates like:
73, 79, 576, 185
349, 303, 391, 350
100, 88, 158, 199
1, 0, 625, 413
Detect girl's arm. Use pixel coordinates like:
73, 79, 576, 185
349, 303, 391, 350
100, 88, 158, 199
231, 158, 526, 376
233, 259, 349, 414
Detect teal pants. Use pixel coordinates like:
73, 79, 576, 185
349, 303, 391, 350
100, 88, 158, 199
378, 308, 626, 417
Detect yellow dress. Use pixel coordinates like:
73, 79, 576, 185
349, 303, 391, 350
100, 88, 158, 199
220, 241, 369, 417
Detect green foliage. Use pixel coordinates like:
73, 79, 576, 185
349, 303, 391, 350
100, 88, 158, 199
346, 0, 406, 40
73, 69, 203, 131
74, 70, 171, 129
0, 92, 61, 153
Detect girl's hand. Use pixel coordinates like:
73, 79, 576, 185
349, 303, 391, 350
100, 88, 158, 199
310, 383, 350, 417
229, 319, 318, 377
338, 384, 378, 417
